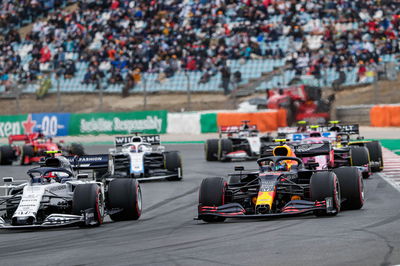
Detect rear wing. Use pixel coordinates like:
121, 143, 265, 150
261, 142, 331, 157
66, 154, 109, 170
294, 142, 331, 157
312, 124, 359, 135
114, 135, 161, 147
220, 125, 257, 133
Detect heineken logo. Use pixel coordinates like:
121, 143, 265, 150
80, 115, 163, 133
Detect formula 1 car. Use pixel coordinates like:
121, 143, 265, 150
107, 134, 182, 181
0, 132, 85, 165
319, 122, 383, 172
0, 152, 142, 229
205, 121, 273, 161
197, 156, 363, 223
262, 138, 371, 178
277, 122, 383, 173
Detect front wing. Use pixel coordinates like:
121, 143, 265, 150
197, 199, 335, 220
0, 208, 97, 229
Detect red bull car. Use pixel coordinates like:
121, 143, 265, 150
197, 156, 363, 222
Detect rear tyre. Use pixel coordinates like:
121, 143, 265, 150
108, 179, 142, 221
19, 145, 34, 165
334, 167, 364, 210
350, 146, 370, 178
0, 146, 14, 165
310, 172, 341, 216
205, 139, 219, 161
365, 141, 383, 172
69, 143, 85, 156
218, 139, 233, 162
164, 151, 183, 181
72, 184, 104, 227
198, 177, 226, 222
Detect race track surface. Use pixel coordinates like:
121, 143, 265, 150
0, 144, 400, 266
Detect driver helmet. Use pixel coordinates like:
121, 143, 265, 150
43, 172, 58, 183
275, 162, 289, 171
130, 145, 137, 152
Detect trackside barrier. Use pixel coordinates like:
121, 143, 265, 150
68, 110, 168, 135
0, 109, 287, 138
217, 109, 287, 132
370, 105, 400, 127
167, 112, 201, 134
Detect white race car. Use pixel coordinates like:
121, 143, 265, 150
0, 154, 142, 229
205, 121, 273, 161
108, 134, 182, 181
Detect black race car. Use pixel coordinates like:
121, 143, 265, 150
197, 156, 364, 223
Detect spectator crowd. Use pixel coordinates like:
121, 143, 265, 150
0, 0, 399, 94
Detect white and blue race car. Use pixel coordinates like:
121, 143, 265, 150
0, 153, 142, 229
108, 134, 182, 181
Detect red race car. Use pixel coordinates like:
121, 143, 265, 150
0, 132, 84, 165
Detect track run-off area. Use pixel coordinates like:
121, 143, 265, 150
0, 143, 400, 266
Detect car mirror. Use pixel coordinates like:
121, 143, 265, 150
77, 174, 89, 180
234, 166, 244, 171
2, 177, 13, 183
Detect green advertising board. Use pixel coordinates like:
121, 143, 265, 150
200, 113, 218, 133
69, 110, 168, 135
0, 114, 28, 137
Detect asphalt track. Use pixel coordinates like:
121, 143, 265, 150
0, 144, 400, 266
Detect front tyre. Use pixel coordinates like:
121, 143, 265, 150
334, 167, 364, 210
19, 145, 34, 165
198, 177, 226, 223
72, 184, 104, 227
108, 179, 142, 221
164, 151, 183, 181
310, 172, 341, 216
365, 141, 383, 172
205, 139, 219, 161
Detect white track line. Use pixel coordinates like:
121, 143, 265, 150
380, 147, 400, 192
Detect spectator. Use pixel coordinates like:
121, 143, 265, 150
220, 64, 231, 95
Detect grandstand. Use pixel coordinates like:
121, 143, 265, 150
0, 0, 398, 96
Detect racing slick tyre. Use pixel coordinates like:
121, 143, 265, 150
164, 151, 183, 181
0, 145, 14, 165
333, 167, 364, 210
205, 139, 219, 161
198, 177, 226, 223
108, 179, 142, 221
69, 143, 85, 156
365, 141, 383, 172
218, 139, 233, 162
310, 172, 341, 216
72, 184, 104, 227
350, 146, 370, 178
19, 145, 34, 165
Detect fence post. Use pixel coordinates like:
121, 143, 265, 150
56, 74, 61, 112
185, 71, 191, 111
373, 70, 378, 104
143, 75, 147, 110
98, 78, 103, 111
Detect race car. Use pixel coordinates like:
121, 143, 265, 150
0, 152, 141, 229
262, 138, 371, 178
0, 131, 85, 165
319, 121, 383, 172
277, 122, 383, 173
197, 156, 363, 223
107, 134, 182, 181
205, 120, 273, 161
